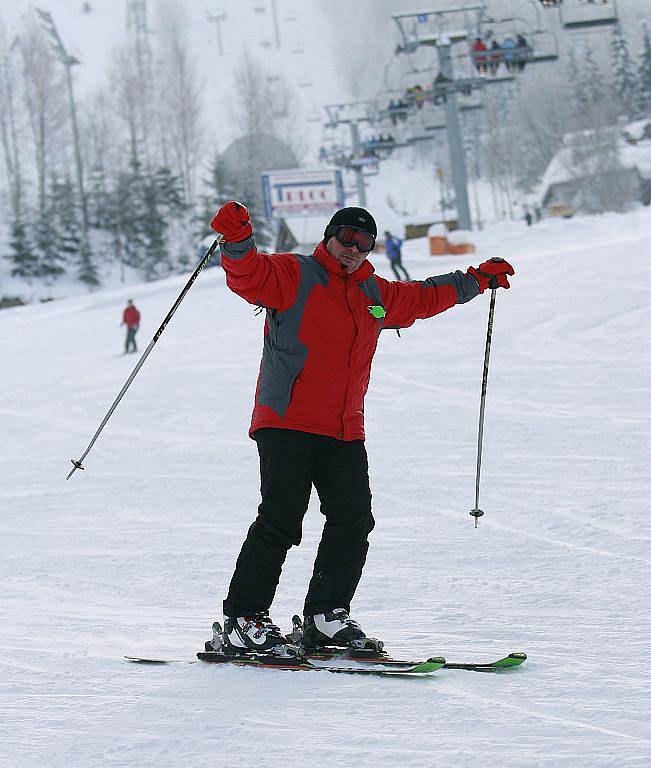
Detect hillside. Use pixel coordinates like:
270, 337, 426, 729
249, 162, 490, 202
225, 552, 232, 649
1, 208, 650, 767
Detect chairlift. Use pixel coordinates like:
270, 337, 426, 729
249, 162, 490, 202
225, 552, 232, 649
471, 16, 559, 75
252, 1, 267, 15
360, 135, 398, 157
408, 132, 437, 143
528, 29, 559, 63
379, 97, 414, 125
560, 0, 618, 30
298, 75, 313, 88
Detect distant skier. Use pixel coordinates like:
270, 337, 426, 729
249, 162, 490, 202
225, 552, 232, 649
210, 201, 515, 655
121, 299, 140, 354
384, 231, 411, 281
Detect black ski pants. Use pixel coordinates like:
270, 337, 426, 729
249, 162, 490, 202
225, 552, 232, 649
389, 257, 410, 281
223, 428, 375, 618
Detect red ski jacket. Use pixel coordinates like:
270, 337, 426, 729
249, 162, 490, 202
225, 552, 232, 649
123, 306, 140, 328
220, 237, 479, 441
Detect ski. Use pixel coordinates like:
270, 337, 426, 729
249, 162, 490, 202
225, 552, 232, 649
302, 648, 527, 672
125, 652, 446, 677
125, 651, 525, 673
284, 616, 525, 671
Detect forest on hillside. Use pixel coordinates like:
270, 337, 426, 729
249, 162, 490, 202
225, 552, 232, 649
1, 0, 650, 290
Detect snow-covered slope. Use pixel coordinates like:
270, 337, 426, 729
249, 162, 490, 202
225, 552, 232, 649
2, 209, 650, 767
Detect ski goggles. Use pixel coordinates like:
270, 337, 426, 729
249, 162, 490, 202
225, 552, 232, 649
334, 225, 376, 253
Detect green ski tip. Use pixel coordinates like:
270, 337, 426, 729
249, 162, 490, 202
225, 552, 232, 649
490, 652, 527, 668
408, 656, 446, 673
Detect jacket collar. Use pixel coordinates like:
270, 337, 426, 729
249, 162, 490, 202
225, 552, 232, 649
312, 240, 375, 281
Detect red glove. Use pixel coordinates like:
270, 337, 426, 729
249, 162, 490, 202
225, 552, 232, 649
467, 257, 515, 293
210, 201, 253, 243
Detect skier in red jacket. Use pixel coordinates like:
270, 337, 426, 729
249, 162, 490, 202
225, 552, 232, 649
121, 299, 140, 354
210, 201, 514, 655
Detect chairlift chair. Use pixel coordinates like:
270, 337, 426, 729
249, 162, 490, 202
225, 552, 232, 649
527, 29, 559, 63
560, 0, 618, 29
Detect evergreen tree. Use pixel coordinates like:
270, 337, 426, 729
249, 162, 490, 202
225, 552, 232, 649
154, 166, 185, 214
87, 162, 112, 229
140, 174, 171, 281
8, 213, 37, 278
34, 176, 68, 279
581, 45, 605, 116
241, 184, 272, 248
196, 151, 237, 237
634, 23, 651, 119
77, 236, 100, 286
115, 157, 148, 271
55, 178, 99, 285
611, 25, 637, 119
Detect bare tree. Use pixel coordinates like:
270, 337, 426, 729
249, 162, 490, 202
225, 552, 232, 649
18, 17, 67, 216
232, 48, 304, 158
0, 21, 24, 219
109, 46, 145, 167
156, 0, 204, 206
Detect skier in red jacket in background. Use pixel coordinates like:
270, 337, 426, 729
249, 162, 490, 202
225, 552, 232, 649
210, 201, 515, 655
121, 299, 140, 354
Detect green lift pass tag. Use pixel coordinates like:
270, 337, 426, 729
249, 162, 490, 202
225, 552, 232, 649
368, 305, 386, 319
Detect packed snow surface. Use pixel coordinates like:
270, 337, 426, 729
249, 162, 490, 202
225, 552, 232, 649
2, 209, 650, 767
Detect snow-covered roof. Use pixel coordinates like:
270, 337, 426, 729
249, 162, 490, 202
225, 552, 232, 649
283, 215, 328, 249
540, 124, 651, 202
622, 118, 651, 143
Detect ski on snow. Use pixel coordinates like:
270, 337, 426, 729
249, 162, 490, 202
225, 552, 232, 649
125, 650, 526, 675
302, 647, 527, 672
125, 652, 446, 677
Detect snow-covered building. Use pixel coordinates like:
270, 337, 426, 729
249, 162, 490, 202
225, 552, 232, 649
275, 215, 329, 253
540, 120, 651, 217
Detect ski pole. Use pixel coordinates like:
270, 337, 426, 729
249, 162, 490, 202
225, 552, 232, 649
470, 287, 497, 528
66, 237, 221, 480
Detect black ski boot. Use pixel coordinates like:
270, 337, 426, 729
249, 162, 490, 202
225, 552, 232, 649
205, 618, 302, 660
222, 612, 289, 654
302, 609, 383, 651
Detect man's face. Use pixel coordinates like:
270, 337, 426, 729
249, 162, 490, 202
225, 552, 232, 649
326, 236, 368, 274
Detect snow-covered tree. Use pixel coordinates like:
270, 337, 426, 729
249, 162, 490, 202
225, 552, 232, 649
86, 163, 112, 229
157, 0, 204, 206
634, 22, 651, 118
8, 213, 37, 278
19, 17, 66, 218
0, 23, 25, 221
611, 25, 637, 118
196, 151, 237, 237
241, 184, 272, 248
115, 157, 148, 271
55, 177, 98, 285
